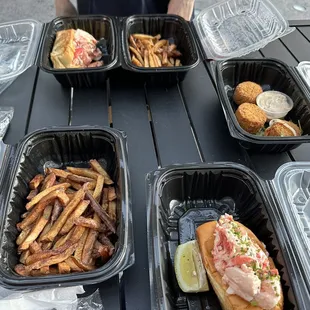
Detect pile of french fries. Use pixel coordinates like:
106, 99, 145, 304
129, 33, 182, 68
14, 159, 117, 277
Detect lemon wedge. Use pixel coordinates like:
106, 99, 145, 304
174, 240, 209, 293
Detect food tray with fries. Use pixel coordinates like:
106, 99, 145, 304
0, 126, 133, 289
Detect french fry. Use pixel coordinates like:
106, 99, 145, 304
162, 51, 168, 65
153, 34, 161, 41
108, 187, 116, 201
132, 55, 143, 67
74, 228, 89, 261
29, 241, 42, 254
42, 242, 53, 250
98, 233, 115, 255
85, 190, 115, 233
38, 222, 51, 242
92, 241, 110, 260
168, 43, 177, 53
65, 257, 83, 272
133, 33, 154, 40
108, 201, 117, 223
27, 189, 38, 201
66, 167, 99, 180
15, 264, 30, 276
30, 266, 50, 276
82, 214, 100, 264
51, 199, 63, 225
129, 46, 144, 66
40, 266, 50, 274
169, 57, 175, 66
66, 179, 82, 190
25, 183, 70, 210
175, 59, 181, 66
149, 52, 156, 68
29, 174, 44, 190
67, 174, 94, 184
45, 168, 70, 179
154, 54, 162, 67
74, 216, 105, 232
101, 188, 109, 211
171, 49, 182, 58
89, 160, 113, 185
144, 50, 149, 67
71, 257, 95, 271
154, 39, 168, 53
53, 227, 75, 249
21, 212, 29, 219
16, 226, 32, 245
58, 261, 71, 274
42, 188, 85, 242
167, 60, 174, 67
129, 35, 138, 50
93, 175, 104, 202
19, 205, 53, 251
59, 200, 89, 235
41, 173, 56, 191
19, 250, 31, 264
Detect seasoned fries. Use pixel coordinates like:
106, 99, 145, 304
129, 33, 182, 68
14, 159, 118, 277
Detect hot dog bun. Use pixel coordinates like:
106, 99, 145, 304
196, 221, 284, 310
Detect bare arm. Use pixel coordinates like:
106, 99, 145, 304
55, 0, 78, 16
167, 0, 194, 21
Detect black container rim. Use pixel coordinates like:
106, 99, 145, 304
121, 14, 200, 73
216, 58, 310, 145
146, 162, 310, 310
39, 15, 119, 74
0, 125, 134, 289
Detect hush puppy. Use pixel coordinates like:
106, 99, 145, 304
264, 120, 301, 137
233, 81, 263, 105
235, 103, 267, 134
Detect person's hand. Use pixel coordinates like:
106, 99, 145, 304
167, 0, 194, 21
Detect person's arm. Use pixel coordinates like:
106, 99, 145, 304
167, 0, 194, 21
55, 0, 78, 16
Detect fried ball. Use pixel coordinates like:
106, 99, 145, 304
233, 81, 263, 105
264, 120, 301, 137
235, 103, 267, 134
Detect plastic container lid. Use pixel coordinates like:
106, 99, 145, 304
193, 0, 294, 60
0, 19, 42, 93
297, 61, 310, 90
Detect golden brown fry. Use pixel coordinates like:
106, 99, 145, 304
38, 222, 51, 242
98, 233, 115, 255
175, 59, 181, 66
89, 160, 113, 185
67, 174, 94, 184
29, 174, 44, 190
27, 189, 38, 201
29, 241, 42, 254
171, 49, 182, 58
132, 55, 143, 67
144, 50, 149, 67
129, 46, 144, 66
19, 205, 53, 251
42, 188, 85, 242
65, 257, 83, 272
92, 241, 110, 261
59, 200, 90, 235
162, 51, 168, 65
149, 52, 156, 68
108, 187, 117, 201
30, 266, 50, 276
15, 264, 30, 276
133, 33, 154, 40
93, 175, 104, 202
66, 167, 99, 180
26, 183, 70, 210
58, 261, 71, 274
41, 173, 56, 191
168, 43, 177, 53
53, 227, 75, 249
42, 242, 53, 250
74, 228, 89, 261
169, 57, 175, 66
108, 201, 117, 223
82, 214, 100, 265
51, 199, 63, 225
153, 34, 161, 41
101, 188, 109, 211
21, 212, 29, 219
71, 257, 95, 271
66, 179, 82, 190
19, 250, 31, 264
74, 216, 105, 232
141, 39, 154, 47
16, 226, 32, 246
40, 266, 50, 274
129, 35, 138, 50
154, 39, 168, 53
154, 54, 162, 67
45, 168, 70, 179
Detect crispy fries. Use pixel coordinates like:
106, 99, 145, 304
129, 33, 182, 68
15, 159, 117, 277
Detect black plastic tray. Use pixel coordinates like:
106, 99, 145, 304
120, 14, 200, 85
147, 163, 310, 310
215, 58, 310, 153
0, 126, 134, 290
39, 16, 119, 88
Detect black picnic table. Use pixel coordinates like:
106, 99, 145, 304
1, 20, 310, 310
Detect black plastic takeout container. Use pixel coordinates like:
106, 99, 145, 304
147, 163, 310, 310
121, 15, 200, 84
215, 58, 310, 153
39, 16, 119, 88
0, 126, 134, 290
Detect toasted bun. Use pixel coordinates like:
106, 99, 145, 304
50, 29, 77, 69
196, 221, 284, 310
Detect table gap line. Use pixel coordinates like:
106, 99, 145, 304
259, 49, 265, 57
144, 83, 162, 168
177, 82, 204, 162
24, 67, 40, 135
68, 87, 74, 126
118, 272, 126, 310
106, 79, 113, 128
296, 27, 310, 44
278, 38, 300, 63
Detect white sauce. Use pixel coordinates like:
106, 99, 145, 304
269, 119, 297, 136
257, 91, 292, 112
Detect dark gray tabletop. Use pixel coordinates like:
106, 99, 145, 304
1, 22, 310, 310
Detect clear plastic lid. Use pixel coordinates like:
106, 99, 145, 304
0, 19, 42, 89
274, 162, 310, 286
297, 61, 310, 89
193, 0, 294, 60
